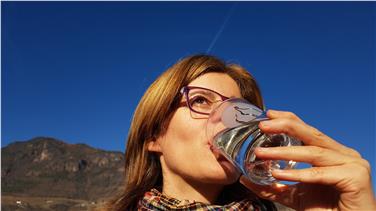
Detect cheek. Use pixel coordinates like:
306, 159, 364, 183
161, 110, 207, 153
160, 110, 209, 166
159, 110, 240, 184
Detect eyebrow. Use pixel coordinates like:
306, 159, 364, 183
189, 89, 217, 97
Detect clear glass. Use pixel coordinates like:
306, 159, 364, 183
207, 98, 302, 185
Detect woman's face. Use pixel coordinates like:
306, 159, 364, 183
150, 73, 243, 185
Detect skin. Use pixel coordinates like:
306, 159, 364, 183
148, 72, 243, 204
240, 110, 376, 211
149, 72, 376, 210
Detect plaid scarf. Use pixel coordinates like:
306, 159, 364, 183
137, 188, 269, 211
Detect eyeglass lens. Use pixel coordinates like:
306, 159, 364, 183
187, 89, 223, 114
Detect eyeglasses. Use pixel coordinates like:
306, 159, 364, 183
180, 86, 230, 116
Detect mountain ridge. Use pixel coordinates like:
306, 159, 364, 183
4, 136, 124, 154
1, 136, 125, 204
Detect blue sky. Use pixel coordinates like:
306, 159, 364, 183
2, 2, 375, 187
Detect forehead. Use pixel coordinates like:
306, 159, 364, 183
188, 73, 242, 98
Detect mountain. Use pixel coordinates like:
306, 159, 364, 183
1, 137, 125, 210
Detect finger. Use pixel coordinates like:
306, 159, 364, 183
263, 110, 362, 158
255, 146, 353, 167
304, 125, 362, 158
267, 110, 304, 123
259, 118, 352, 155
271, 166, 353, 186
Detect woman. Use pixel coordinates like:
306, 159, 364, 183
106, 55, 375, 210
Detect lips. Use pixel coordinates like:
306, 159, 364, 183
209, 144, 228, 162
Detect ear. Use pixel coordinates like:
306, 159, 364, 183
147, 138, 162, 153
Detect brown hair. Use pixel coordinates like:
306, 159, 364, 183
105, 54, 269, 210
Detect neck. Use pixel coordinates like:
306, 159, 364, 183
161, 168, 224, 204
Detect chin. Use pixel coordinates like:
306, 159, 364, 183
203, 173, 240, 185
201, 161, 241, 185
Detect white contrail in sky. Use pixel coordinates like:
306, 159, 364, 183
206, 3, 237, 54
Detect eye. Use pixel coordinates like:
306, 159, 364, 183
190, 95, 211, 106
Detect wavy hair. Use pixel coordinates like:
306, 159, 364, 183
104, 54, 274, 210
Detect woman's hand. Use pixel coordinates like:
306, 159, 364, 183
240, 110, 376, 211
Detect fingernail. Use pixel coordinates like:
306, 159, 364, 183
239, 178, 244, 184
260, 121, 271, 127
239, 176, 247, 185
272, 169, 290, 176
256, 147, 268, 153
272, 183, 289, 192
268, 110, 276, 115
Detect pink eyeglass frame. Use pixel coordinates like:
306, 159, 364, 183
180, 86, 230, 115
